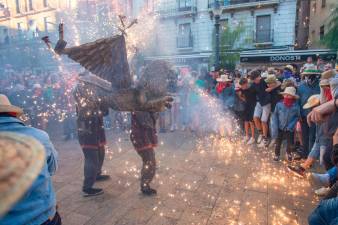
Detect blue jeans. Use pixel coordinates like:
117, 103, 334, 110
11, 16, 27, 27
328, 167, 337, 184
308, 197, 338, 225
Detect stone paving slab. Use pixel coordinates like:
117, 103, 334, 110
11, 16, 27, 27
52, 131, 317, 225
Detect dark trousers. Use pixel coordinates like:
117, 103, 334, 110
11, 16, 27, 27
275, 130, 294, 156
82, 147, 105, 190
41, 212, 62, 225
63, 114, 76, 139
301, 117, 316, 157
137, 149, 156, 189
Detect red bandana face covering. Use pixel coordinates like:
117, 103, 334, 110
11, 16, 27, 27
323, 87, 333, 101
283, 97, 296, 108
216, 82, 229, 94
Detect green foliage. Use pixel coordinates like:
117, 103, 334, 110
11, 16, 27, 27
322, 6, 338, 50
210, 22, 249, 70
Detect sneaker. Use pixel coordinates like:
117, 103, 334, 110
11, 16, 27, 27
243, 136, 250, 143
308, 173, 330, 188
257, 134, 263, 143
247, 137, 255, 145
141, 187, 157, 196
292, 152, 302, 161
273, 155, 280, 161
263, 138, 270, 147
268, 139, 276, 148
257, 138, 268, 148
96, 174, 111, 182
314, 187, 330, 196
286, 154, 293, 162
287, 165, 306, 178
83, 188, 104, 197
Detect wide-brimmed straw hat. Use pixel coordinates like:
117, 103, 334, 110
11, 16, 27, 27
265, 75, 278, 84
0, 132, 45, 217
303, 94, 320, 109
285, 65, 294, 72
261, 72, 268, 78
320, 70, 336, 87
216, 74, 232, 82
0, 94, 23, 117
301, 65, 321, 76
321, 70, 335, 80
280, 86, 299, 99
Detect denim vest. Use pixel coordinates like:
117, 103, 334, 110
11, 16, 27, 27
273, 102, 300, 131
0, 117, 58, 225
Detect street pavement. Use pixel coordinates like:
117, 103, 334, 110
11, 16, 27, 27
52, 130, 318, 225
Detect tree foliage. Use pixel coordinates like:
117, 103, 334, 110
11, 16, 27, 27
322, 6, 338, 50
210, 22, 249, 71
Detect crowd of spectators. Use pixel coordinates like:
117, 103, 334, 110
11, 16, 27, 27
0, 68, 78, 140
1, 55, 337, 224
159, 56, 338, 225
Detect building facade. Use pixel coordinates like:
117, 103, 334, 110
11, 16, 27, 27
0, 0, 75, 44
0, 0, 131, 69
308, 0, 338, 49
132, 0, 298, 70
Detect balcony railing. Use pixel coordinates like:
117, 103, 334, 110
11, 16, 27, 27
208, 0, 279, 9
253, 29, 273, 45
155, 3, 197, 18
177, 34, 193, 49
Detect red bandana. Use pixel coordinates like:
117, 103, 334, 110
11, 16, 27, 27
323, 87, 333, 101
283, 97, 295, 108
216, 83, 227, 94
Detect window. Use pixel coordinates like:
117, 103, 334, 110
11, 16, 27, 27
28, 0, 33, 10
321, 0, 326, 8
178, 0, 192, 10
222, 0, 230, 6
43, 0, 48, 8
15, 0, 20, 13
177, 23, 192, 48
320, 25, 324, 40
256, 15, 271, 43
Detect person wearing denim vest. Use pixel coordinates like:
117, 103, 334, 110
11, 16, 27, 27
272, 87, 301, 161
0, 94, 59, 225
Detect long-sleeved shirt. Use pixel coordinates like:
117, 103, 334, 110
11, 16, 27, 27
0, 116, 58, 225
273, 102, 300, 131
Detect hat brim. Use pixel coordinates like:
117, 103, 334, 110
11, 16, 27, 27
265, 78, 278, 84
0, 132, 45, 217
0, 105, 23, 116
303, 101, 320, 109
280, 92, 299, 99
320, 79, 330, 86
301, 71, 321, 75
